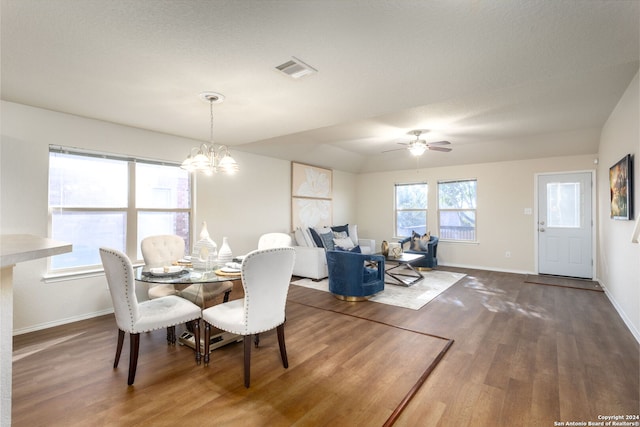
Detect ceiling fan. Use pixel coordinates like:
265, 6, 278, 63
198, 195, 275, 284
383, 130, 452, 156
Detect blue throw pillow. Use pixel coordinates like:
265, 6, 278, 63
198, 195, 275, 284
319, 231, 335, 250
308, 227, 324, 247
331, 224, 349, 235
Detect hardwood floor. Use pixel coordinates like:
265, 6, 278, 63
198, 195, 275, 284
12, 268, 639, 426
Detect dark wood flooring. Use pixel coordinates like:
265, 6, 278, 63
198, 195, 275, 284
12, 268, 639, 426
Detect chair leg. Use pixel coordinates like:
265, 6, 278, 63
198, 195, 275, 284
243, 335, 252, 388
128, 333, 140, 386
167, 326, 176, 345
192, 320, 201, 365
254, 334, 260, 348
223, 289, 231, 303
203, 321, 211, 365
277, 323, 289, 369
114, 329, 125, 368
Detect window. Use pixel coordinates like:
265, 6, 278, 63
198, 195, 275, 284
394, 183, 428, 237
438, 179, 477, 241
546, 182, 580, 228
48, 147, 192, 272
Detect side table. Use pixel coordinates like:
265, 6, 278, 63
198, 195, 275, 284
384, 253, 425, 286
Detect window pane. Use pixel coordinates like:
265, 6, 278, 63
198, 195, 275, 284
439, 211, 476, 241
137, 211, 191, 259
396, 184, 427, 209
439, 181, 477, 209
136, 163, 190, 209
49, 152, 128, 207
51, 211, 126, 269
396, 211, 427, 237
547, 182, 580, 228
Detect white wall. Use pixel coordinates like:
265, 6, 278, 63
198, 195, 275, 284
356, 155, 597, 274
195, 161, 358, 257
597, 71, 640, 341
3, 88, 638, 339
1, 101, 199, 331
0, 101, 358, 332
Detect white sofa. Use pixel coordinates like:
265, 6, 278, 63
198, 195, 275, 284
291, 225, 376, 280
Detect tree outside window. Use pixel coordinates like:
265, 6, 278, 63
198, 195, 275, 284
438, 179, 477, 241
48, 148, 192, 271
395, 183, 428, 237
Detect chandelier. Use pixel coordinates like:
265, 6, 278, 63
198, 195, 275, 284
180, 92, 239, 175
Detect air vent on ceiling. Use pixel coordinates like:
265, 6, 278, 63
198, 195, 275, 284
275, 56, 317, 79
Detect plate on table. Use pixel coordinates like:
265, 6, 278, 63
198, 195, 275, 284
215, 267, 242, 276
144, 266, 189, 277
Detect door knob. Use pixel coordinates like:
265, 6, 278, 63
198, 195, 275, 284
539, 228, 546, 232
539, 221, 545, 225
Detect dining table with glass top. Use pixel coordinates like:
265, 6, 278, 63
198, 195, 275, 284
134, 264, 243, 352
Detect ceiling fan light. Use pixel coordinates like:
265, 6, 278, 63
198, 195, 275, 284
408, 143, 427, 156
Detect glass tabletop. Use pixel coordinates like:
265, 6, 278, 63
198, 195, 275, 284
134, 266, 240, 308
135, 266, 239, 284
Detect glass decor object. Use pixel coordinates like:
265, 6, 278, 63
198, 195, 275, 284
192, 221, 217, 269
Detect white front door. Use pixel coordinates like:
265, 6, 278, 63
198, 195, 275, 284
537, 172, 593, 279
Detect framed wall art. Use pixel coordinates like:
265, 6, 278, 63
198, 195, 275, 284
291, 162, 333, 230
609, 154, 633, 220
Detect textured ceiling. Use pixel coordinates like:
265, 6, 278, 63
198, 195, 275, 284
1, 0, 638, 173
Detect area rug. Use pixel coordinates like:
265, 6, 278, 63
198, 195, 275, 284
292, 269, 466, 310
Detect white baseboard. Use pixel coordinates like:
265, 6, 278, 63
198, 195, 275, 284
440, 263, 534, 276
13, 308, 114, 336
598, 280, 640, 345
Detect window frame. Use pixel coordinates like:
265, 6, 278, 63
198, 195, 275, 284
394, 182, 429, 238
437, 178, 478, 242
47, 146, 193, 275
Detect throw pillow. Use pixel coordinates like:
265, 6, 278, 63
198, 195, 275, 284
294, 228, 308, 247
420, 232, 431, 251
410, 230, 430, 252
348, 224, 359, 247
319, 231, 336, 250
302, 227, 315, 246
333, 230, 348, 240
309, 227, 325, 247
409, 230, 421, 251
333, 237, 355, 249
331, 224, 349, 235
308, 227, 322, 247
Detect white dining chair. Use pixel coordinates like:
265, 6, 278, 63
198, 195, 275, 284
141, 234, 232, 308
100, 247, 203, 385
202, 247, 296, 387
257, 232, 292, 250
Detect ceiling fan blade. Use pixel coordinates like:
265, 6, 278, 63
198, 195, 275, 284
426, 140, 451, 146
381, 147, 406, 153
427, 146, 452, 152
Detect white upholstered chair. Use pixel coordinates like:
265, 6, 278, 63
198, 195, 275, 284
257, 232, 293, 250
202, 247, 296, 387
100, 247, 202, 385
141, 234, 232, 307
